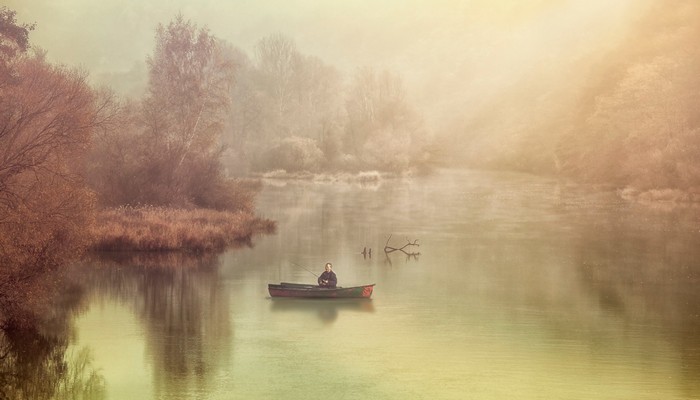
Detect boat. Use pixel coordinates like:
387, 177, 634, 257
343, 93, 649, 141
268, 282, 375, 298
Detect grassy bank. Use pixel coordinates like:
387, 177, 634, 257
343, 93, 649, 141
90, 206, 276, 252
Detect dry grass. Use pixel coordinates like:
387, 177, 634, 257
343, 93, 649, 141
90, 206, 276, 252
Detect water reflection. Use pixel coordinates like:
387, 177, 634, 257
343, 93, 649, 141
0, 329, 105, 400
72, 252, 232, 399
254, 170, 700, 398
21, 169, 700, 399
0, 277, 105, 400
269, 298, 375, 323
570, 202, 700, 397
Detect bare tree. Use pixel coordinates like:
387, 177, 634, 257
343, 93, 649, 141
344, 67, 429, 171
255, 33, 299, 122
241, 33, 344, 171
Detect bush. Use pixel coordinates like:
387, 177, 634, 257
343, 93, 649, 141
255, 136, 324, 172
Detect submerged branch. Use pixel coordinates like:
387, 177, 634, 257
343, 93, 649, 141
384, 235, 421, 260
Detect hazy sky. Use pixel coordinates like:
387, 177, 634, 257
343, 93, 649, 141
6, 0, 648, 127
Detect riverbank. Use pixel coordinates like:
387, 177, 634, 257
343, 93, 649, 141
258, 169, 383, 183
90, 206, 276, 252
618, 187, 700, 209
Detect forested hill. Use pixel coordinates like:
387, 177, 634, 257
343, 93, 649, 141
449, 1, 700, 193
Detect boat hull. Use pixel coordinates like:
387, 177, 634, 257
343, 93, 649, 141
268, 283, 375, 298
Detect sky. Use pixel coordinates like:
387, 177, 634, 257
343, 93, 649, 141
5, 0, 649, 128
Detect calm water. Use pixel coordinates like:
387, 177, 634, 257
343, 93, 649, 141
15, 169, 700, 399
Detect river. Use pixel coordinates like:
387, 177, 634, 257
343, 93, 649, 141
17, 169, 700, 399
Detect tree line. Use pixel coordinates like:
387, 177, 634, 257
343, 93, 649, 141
0, 8, 433, 326
0, 11, 246, 327
90, 17, 435, 206
223, 33, 433, 175
449, 1, 700, 196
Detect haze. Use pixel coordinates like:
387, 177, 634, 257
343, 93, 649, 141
5, 0, 646, 129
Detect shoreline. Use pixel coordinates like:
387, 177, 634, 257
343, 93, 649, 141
89, 206, 276, 253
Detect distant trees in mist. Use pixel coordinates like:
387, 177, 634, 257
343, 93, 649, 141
452, 1, 700, 193
557, 2, 700, 191
89, 17, 433, 210
6, 1, 700, 323
88, 14, 254, 211
345, 68, 432, 171
224, 33, 432, 174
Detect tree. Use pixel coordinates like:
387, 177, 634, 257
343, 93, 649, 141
344, 67, 431, 171
138, 14, 235, 207
0, 7, 34, 84
555, 1, 700, 190
254, 33, 299, 126
0, 52, 106, 326
221, 45, 262, 175
239, 33, 343, 172
86, 98, 146, 205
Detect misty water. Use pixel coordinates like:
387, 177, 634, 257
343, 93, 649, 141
58, 169, 700, 399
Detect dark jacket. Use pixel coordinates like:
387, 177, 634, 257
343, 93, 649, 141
318, 271, 337, 287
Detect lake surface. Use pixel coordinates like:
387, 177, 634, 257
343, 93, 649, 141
17, 169, 700, 399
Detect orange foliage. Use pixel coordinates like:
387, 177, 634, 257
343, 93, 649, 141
90, 206, 275, 252
0, 55, 102, 326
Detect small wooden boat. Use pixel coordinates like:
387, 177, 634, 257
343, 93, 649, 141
268, 282, 375, 299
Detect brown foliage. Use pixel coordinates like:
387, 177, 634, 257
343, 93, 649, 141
89, 206, 275, 252
0, 55, 102, 325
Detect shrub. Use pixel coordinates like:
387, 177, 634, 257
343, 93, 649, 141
256, 136, 324, 172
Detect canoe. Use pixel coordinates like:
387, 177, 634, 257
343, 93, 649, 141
268, 282, 375, 299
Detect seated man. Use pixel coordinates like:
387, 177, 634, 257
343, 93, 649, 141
318, 262, 337, 288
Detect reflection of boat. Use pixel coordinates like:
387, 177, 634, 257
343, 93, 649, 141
270, 295, 375, 322
270, 297, 375, 314
268, 282, 375, 298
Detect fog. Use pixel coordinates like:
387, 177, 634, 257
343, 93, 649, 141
9, 0, 700, 192
6, 0, 645, 128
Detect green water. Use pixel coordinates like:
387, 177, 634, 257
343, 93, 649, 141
17, 169, 700, 399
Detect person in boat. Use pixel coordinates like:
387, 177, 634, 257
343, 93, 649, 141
318, 262, 337, 288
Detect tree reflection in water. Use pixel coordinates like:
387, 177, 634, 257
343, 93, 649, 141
0, 276, 105, 400
74, 251, 233, 398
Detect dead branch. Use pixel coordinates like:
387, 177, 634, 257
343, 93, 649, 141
361, 246, 372, 259
384, 234, 420, 258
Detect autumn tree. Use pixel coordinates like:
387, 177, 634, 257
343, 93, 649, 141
86, 98, 144, 205
90, 14, 246, 210
0, 10, 108, 326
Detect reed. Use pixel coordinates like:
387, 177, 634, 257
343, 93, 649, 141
90, 206, 276, 252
